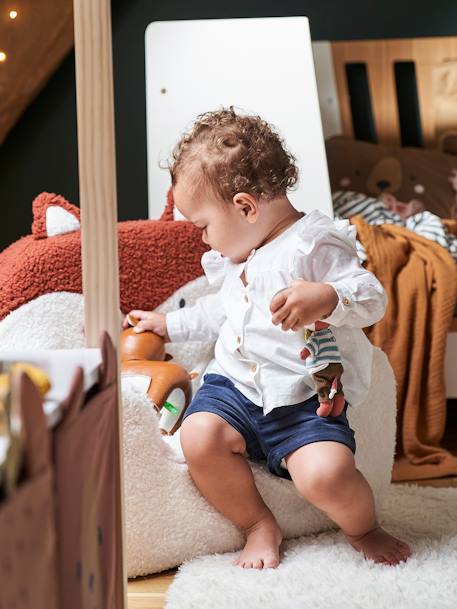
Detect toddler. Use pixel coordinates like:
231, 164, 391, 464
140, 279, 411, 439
125, 108, 411, 569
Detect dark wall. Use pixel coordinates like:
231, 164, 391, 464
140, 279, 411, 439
1, 0, 457, 251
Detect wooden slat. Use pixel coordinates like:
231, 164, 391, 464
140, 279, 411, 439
73, 0, 126, 606
413, 37, 457, 148
331, 43, 354, 140
331, 37, 457, 148
369, 41, 400, 147
332, 39, 401, 146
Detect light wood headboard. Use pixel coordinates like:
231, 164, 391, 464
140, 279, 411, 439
331, 37, 457, 149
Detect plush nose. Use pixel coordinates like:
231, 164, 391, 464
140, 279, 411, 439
376, 179, 390, 191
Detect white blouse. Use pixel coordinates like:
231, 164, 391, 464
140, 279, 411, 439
166, 209, 387, 414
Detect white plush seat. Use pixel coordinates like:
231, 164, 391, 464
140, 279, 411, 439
123, 346, 396, 577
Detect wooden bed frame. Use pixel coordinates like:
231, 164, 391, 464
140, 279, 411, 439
331, 36, 457, 149
327, 36, 457, 391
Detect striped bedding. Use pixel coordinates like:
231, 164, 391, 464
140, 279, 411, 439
332, 190, 457, 264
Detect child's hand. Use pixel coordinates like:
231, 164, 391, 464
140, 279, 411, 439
270, 280, 338, 331
122, 310, 170, 342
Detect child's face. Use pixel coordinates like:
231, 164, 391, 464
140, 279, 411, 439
173, 177, 262, 263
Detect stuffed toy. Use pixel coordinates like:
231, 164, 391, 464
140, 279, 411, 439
0, 191, 210, 321
326, 135, 457, 219
272, 286, 346, 418
120, 314, 193, 434
300, 321, 345, 417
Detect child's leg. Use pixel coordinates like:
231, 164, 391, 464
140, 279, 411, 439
285, 441, 411, 565
180, 412, 283, 569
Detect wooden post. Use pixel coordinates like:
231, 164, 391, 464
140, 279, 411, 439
73, 0, 120, 346
73, 0, 126, 606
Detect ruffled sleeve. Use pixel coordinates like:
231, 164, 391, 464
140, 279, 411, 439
201, 249, 230, 285
292, 210, 358, 260
291, 210, 387, 328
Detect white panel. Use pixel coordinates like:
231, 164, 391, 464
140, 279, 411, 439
145, 17, 333, 219
311, 41, 343, 139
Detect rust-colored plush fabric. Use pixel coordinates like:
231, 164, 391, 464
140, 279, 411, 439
352, 215, 457, 481
160, 188, 175, 221
0, 195, 208, 321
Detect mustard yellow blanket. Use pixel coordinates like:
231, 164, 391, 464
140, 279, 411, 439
352, 215, 457, 481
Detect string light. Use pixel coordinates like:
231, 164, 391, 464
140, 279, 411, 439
1, 9, 19, 64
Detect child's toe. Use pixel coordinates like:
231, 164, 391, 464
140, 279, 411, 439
263, 556, 279, 568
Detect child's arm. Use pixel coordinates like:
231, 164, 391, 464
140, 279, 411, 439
314, 236, 387, 328
165, 289, 226, 343
124, 289, 226, 344
271, 227, 387, 330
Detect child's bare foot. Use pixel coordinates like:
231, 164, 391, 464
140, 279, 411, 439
232, 515, 283, 569
345, 523, 411, 565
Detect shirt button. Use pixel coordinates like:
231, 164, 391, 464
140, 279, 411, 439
343, 297, 350, 306
244, 295, 249, 303
236, 336, 241, 344
250, 364, 257, 372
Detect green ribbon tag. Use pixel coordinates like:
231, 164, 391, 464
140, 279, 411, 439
163, 401, 179, 415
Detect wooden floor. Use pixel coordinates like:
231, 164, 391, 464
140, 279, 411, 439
128, 570, 177, 609
127, 401, 457, 609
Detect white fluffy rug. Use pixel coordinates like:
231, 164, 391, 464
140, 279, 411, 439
165, 484, 457, 609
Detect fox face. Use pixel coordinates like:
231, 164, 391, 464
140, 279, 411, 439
0, 191, 210, 322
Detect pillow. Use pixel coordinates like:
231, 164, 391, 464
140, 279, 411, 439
0, 192, 209, 321
326, 135, 457, 219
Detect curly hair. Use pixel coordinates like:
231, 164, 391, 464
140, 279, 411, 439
168, 107, 299, 202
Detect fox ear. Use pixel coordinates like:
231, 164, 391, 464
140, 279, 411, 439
32, 192, 81, 239
161, 187, 187, 222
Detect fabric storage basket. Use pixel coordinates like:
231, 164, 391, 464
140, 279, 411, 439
0, 371, 59, 609
53, 332, 123, 609
0, 332, 122, 609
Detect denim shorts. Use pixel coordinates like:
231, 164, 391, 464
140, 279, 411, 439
182, 373, 356, 480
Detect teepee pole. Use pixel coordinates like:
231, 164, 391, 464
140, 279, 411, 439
73, 0, 126, 605
73, 0, 120, 348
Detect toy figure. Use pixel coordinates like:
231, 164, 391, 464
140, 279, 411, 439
300, 320, 345, 417
120, 315, 193, 435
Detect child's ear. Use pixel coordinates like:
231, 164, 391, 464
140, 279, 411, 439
232, 192, 258, 223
